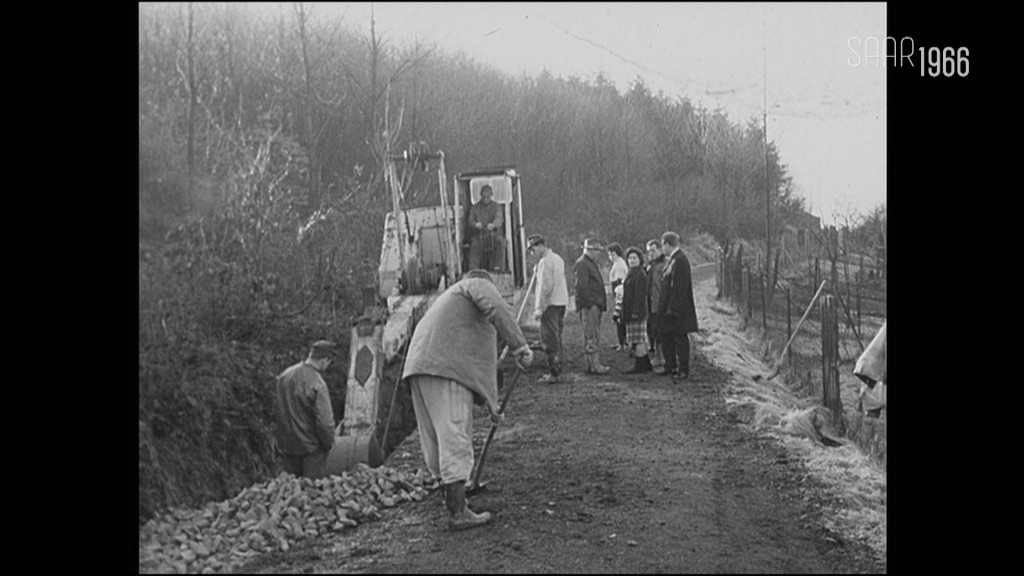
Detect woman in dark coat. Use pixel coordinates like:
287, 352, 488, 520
621, 246, 652, 373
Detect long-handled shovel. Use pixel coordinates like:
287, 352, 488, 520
756, 279, 827, 382
466, 271, 537, 496
466, 363, 525, 496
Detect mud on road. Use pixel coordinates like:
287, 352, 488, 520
242, 274, 885, 574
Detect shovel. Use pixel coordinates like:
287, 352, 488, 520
466, 362, 526, 496
466, 272, 536, 496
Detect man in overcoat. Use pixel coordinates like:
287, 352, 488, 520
657, 232, 698, 380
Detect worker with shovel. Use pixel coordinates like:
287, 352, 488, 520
402, 269, 533, 531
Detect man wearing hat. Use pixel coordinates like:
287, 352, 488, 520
274, 340, 338, 479
468, 184, 506, 271
573, 239, 611, 375
528, 234, 569, 383
402, 269, 533, 530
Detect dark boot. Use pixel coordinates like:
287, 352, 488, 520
640, 355, 653, 372
444, 481, 493, 531
625, 356, 645, 374
539, 354, 561, 383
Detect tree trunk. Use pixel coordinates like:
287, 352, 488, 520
186, 2, 197, 215
296, 2, 321, 209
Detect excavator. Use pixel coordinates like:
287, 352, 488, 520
327, 143, 531, 473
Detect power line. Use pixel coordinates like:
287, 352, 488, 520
542, 16, 882, 123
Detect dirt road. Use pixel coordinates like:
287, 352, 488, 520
241, 268, 885, 574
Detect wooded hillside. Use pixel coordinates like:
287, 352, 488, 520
138, 3, 813, 523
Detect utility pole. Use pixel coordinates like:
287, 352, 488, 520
763, 47, 772, 301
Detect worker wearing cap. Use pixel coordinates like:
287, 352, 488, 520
854, 321, 886, 418
528, 234, 569, 383
402, 269, 533, 530
274, 340, 338, 479
468, 184, 506, 271
574, 239, 611, 374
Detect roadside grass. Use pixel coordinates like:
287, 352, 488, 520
698, 279, 886, 563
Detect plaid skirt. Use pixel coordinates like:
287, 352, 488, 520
625, 320, 649, 347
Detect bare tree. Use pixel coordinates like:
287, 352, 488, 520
184, 2, 197, 215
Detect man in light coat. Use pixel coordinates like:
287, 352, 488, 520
402, 270, 533, 530
528, 234, 569, 383
274, 340, 338, 479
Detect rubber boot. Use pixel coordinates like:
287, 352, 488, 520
650, 346, 665, 371
588, 352, 610, 375
539, 354, 561, 383
625, 355, 645, 374
640, 354, 653, 372
445, 481, 493, 531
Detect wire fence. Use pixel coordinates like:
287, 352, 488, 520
717, 238, 886, 448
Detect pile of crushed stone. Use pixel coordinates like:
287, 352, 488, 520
139, 464, 437, 574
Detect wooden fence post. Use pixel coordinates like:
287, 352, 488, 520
716, 249, 722, 298
843, 252, 851, 331
820, 294, 846, 437
744, 266, 751, 320
786, 285, 793, 370
735, 243, 744, 301
856, 263, 862, 336
760, 271, 767, 331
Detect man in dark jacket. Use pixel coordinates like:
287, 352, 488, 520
468, 185, 506, 271
274, 340, 338, 479
573, 239, 611, 374
657, 232, 699, 380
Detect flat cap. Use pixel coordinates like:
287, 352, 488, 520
309, 340, 338, 359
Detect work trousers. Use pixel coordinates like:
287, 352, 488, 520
647, 313, 665, 368
469, 232, 506, 271
578, 305, 602, 354
409, 375, 475, 485
277, 450, 328, 480
541, 305, 565, 373
660, 326, 691, 375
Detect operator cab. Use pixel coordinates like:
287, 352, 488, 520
454, 168, 527, 297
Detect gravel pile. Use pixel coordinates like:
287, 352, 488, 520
139, 464, 437, 574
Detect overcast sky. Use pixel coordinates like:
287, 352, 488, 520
309, 2, 886, 224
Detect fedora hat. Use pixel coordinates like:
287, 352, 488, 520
581, 238, 604, 251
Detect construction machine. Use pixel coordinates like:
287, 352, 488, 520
327, 143, 530, 473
